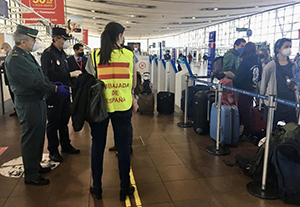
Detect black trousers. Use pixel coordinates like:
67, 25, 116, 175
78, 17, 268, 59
46, 95, 71, 154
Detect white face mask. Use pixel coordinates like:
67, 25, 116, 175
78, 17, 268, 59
281, 48, 292, 57
31, 42, 39, 52
1, 49, 6, 54
134, 48, 138, 51
63, 41, 70, 49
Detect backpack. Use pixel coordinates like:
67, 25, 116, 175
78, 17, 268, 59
273, 138, 300, 205
211, 56, 225, 80
141, 72, 152, 95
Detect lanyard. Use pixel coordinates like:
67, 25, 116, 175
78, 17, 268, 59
74, 56, 82, 70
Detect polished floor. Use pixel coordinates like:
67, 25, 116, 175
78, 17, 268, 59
0, 106, 297, 207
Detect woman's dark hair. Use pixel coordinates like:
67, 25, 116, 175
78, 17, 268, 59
99, 22, 125, 65
274, 38, 291, 56
239, 42, 256, 59
259, 48, 270, 60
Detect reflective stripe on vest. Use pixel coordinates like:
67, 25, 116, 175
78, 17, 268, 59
91, 48, 133, 113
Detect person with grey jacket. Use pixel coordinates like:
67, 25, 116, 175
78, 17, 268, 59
260, 38, 298, 125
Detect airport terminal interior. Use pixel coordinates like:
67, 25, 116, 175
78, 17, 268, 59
1, 0, 300, 206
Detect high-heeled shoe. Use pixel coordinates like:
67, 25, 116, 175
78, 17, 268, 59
120, 186, 135, 201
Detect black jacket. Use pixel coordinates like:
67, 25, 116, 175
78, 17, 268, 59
234, 55, 262, 91
67, 55, 87, 73
70, 73, 95, 131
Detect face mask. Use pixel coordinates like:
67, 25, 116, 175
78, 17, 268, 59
63, 41, 70, 49
237, 47, 244, 54
1, 49, 6, 54
134, 48, 138, 51
281, 48, 292, 57
31, 42, 39, 52
78, 52, 84, 57
259, 54, 264, 59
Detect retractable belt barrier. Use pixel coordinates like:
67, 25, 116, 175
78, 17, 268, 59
177, 75, 300, 200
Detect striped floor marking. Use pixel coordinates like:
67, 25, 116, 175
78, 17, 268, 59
125, 167, 142, 207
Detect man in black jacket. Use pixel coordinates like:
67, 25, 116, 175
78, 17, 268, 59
67, 43, 87, 73
41, 27, 80, 163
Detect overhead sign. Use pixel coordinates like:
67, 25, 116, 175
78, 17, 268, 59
246, 29, 253, 37
135, 55, 150, 73
207, 31, 216, 77
21, 0, 65, 24
236, 27, 248, 32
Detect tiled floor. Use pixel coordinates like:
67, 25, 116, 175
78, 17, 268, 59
0, 107, 297, 207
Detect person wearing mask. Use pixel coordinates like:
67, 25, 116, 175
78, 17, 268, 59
258, 48, 271, 68
234, 42, 262, 137
5, 25, 70, 185
164, 50, 171, 60
41, 27, 80, 163
260, 38, 298, 125
133, 43, 140, 55
0, 42, 16, 116
85, 22, 136, 201
222, 38, 246, 79
67, 43, 87, 73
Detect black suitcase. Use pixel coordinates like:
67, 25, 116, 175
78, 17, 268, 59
193, 90, 215, 135
157, 92, 175, 115
181, 85, 210, 120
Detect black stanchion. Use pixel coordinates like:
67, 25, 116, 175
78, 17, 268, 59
206, 83, 230, 156
247, 95, 278, 199
177, 75, 193, 128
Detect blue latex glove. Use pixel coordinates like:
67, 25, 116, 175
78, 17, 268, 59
57, 85, 71, 99
53, 81, 63, 86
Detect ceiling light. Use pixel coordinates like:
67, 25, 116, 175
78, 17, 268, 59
213, 8, 218, 11
91, 10, 95, 12
126, 21, 130, 23
93, 17, 96, 19
131, 15, 135, 17
167, 27, 169, 29
179, 22, 182, 24
192, 17, 196, 19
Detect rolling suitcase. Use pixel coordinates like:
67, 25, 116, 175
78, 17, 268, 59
138, 93, 154, 115
193, 91, 215, 134
157, 92, 175, 115
210, 103, 240, 146
252, 107, 266, 139
181, 85, 210, 120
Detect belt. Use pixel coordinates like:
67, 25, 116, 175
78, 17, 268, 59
15, 95, 45, 102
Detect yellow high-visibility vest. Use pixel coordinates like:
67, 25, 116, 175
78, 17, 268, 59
91, 48, 133, 113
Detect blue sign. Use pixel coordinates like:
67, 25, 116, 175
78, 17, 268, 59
246, 29, 252, 37
207, 31, 216, 77
172, 48, 176, 61
159, 42, 162, 59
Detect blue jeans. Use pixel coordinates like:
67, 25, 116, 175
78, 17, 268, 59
89, 108, 132, 190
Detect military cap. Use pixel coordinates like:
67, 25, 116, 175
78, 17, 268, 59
52, 27, 72, 40
16, 24, 39, 38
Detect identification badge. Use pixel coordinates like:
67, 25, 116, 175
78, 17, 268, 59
56, 60, 60, 65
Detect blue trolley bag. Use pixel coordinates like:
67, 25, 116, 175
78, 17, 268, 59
209, 103, 240, 146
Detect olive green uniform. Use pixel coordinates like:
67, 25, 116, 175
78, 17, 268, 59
5, 46, 56, 181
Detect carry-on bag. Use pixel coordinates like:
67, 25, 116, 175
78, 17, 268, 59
138, 93, 154, 115
157, 92, 175, 115
193, 90, 215, 134
210, 103, 240, 145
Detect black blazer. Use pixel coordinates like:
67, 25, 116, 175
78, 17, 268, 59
67, 55, 87, 73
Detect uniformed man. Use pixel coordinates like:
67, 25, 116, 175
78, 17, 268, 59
41, 27, 80, 163
5, 25, 70, 185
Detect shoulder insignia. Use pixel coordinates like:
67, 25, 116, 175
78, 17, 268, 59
11, 54, 18, 57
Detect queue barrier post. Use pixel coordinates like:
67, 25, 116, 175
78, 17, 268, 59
177, 75, 193, 128
247, 94, 278, 199
206, 83, 230, 156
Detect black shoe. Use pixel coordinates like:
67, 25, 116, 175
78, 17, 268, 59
25, 176, 50, 186
120, 186, 135, 201
39, 167, 51, 174
90, 187, 102, 200
9, 111, 17, 117
61, 145, 80, 154
109, 146, 117, 151
49, 153, 64, 162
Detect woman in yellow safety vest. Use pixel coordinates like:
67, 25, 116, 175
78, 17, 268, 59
86, 22, 136, 201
